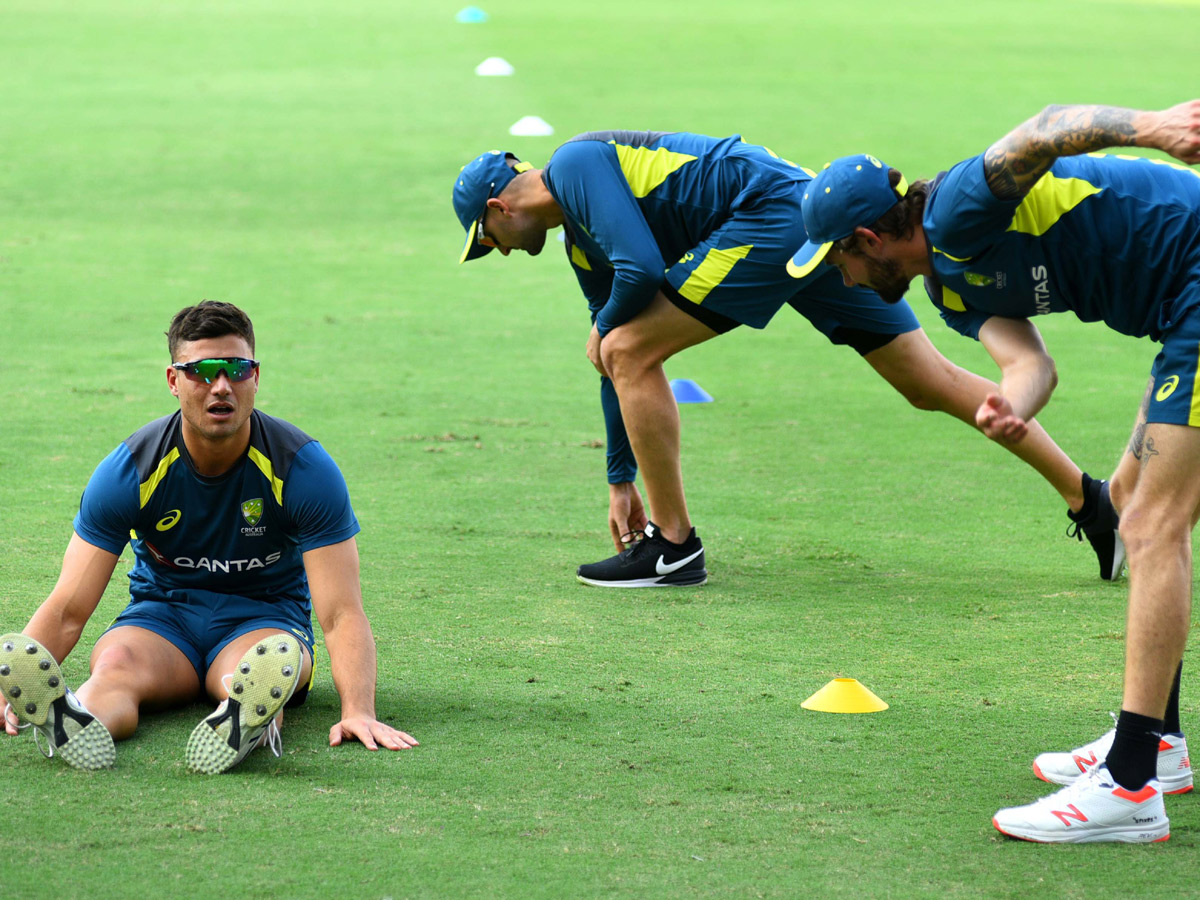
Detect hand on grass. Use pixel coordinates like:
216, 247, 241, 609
329, 717, 418, 752
975, 393, 1028, 444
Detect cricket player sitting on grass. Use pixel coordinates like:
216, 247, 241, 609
0, 301, 416, 773
789, 99, 1200, 843
453, 131, 1121, 590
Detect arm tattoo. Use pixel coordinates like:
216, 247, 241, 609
1129, 422, 1149, 460
1141, 435, 1161, 463
984, 105, 1139, 201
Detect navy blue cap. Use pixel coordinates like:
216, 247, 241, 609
787, 154, 907, 279
453, 150, 532, 263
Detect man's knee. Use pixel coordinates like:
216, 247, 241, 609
91, 642, 141, 681
600, 326, 660, 382
1119, 497, 1190, 559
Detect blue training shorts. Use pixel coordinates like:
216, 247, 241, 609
660, 178, 920, 346
1147, 296, 1200, 427
106, 592, 316, 707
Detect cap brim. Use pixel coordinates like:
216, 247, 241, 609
459, 219, 493, 264
786, 240, 832, 279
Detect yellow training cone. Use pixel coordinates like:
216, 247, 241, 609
801, 678, 888, 713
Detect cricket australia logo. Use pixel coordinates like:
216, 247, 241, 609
241, 498, 263, 526
240, 498, 267, 536
964, 271, 995, 287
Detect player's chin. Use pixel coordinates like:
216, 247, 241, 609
873, 284, 908, 305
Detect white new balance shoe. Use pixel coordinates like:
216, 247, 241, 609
1033, 721, 1193, 795
994, 764, 1169, 843
186, 637, 302, 774
0, 633, 115, 770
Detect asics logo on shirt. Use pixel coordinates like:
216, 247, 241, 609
1157, 375, 1180, 401
156, 509, 182, 531
656, 548, 704, 575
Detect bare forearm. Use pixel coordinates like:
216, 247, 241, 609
999, 356, 1057, 424
21, 602, 88, 663
324, 614, 379, 720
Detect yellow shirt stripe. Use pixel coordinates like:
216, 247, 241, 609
677, 245, 753, 304
247, 447, 285, 505
932, 246, 972, 263
941, 286, 966, 312
139, 448, 181, 509
609, 141, 697, 198
570, 244, 592, 271
1007, 172, 1102, 237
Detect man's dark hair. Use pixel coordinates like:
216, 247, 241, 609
833, 170, 930, 254
167, 301, 255, 360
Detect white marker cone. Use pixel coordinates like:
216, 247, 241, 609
509, 115, 554, 137
475, 57, 514, 76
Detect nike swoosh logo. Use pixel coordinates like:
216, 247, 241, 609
656, 548, 704, 575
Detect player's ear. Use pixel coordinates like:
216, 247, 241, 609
854, 227, 885, 252
166, 365, 180, 397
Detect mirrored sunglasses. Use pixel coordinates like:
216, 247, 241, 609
171, 357, 259, 384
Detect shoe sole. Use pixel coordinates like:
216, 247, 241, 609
0, 634, 64, 727
993, 817, 1169, 844
0, 633, 115, 770
1034, 761, 1193, 794
186, 637, 301, 774
1105, 534, 1127, 582
52, 698, 117, 770
576, 571, 708, 588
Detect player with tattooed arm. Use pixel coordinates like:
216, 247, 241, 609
789, 100, 1200, 843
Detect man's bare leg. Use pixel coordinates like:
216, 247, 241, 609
1119, 422, 1200, 718
599, 293, 719, 545
81, 625, 202, 740
864, 329, 1086, 506
1109, 378, 1155, 514
186, 628, 309, 774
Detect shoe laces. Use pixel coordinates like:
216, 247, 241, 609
618, 530, 650, 558
7, 701, 54, 760
1036, 764, 1114, 807
264, 719, 283, 758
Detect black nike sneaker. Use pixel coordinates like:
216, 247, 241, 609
1067, 473, 1125, 581
576, 522, 707, 587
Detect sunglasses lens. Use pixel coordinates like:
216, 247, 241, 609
186, 359, 256, 383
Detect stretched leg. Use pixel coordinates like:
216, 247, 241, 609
1117, 422, 1200, 720
1108, 378, 1154, 515
598, 292, 719, 544
82, 625, 201, 740
0, 625, 198, 769
186, 628, 311, 774
863, 329, 1085, 506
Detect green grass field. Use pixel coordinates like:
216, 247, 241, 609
3, 0, 1200, 896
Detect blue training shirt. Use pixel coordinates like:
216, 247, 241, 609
542, 130, 921, 485
542, 130, 812, 337
74, 410, 360, 615
922, 152, 1200, 341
